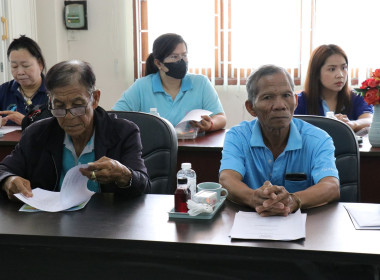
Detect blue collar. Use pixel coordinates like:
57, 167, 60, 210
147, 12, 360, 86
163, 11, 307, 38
152, 72, 193, 93
250, 119, 302, 151
63, 131, 95, 161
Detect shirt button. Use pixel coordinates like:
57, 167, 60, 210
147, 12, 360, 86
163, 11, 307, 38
268, 159, 272, 164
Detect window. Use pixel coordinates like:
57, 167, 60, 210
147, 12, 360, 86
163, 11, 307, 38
134, 0, 380, 86
313, 0, 380, 85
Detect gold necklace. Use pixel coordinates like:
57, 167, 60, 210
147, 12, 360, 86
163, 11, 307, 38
20, 87, 37, 106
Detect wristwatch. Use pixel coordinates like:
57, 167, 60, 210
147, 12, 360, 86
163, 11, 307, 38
115, 167, 133, 189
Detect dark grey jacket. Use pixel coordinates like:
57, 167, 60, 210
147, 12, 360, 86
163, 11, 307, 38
0, 106, 151, 196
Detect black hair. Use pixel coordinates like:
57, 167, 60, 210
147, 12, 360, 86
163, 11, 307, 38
246, 64, 294, 104
145, 33, 187, 76
45, 60, 96, 94
7, 35, 46, 73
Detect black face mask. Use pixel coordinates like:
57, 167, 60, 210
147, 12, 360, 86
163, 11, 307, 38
163, 59, 188, 79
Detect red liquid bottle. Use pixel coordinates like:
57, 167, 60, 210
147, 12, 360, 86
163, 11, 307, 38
175, 177, 189, 213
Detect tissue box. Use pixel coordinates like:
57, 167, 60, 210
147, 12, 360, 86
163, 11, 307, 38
193, 190, 217, 206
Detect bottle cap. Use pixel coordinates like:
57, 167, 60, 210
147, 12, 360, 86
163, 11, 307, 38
177, 177, 188, 184
181, 163, 191, 169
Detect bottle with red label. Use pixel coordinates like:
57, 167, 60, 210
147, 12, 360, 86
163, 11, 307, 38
174, 177, 190, 213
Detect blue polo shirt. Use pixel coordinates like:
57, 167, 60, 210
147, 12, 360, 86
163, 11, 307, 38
112, 72, 224, 126
295, 91, 373, 119
219, 118, 339, 193
0, 77, 48, 125
60, 133, 99, 192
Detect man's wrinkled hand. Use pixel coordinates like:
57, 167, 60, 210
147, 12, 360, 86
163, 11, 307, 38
252, 181, 292, 216
2, 176, 33, 201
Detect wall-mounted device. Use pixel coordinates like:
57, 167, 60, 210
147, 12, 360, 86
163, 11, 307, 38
64, 1, 88, 30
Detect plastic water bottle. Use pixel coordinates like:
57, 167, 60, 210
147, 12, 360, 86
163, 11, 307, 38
174, 177, 189, 213
325, 111, 337, 120
149, 107, 160, 117
177, 163, 197, 199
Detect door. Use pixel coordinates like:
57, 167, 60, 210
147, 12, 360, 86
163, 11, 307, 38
0, 0, 8, 84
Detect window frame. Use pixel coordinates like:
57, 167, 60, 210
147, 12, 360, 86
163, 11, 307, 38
134, 0, 365, 87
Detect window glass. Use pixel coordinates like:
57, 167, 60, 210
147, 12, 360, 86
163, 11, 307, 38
231, 0, 301, 69
147, 0, 214, 68
314, 0, 380, 70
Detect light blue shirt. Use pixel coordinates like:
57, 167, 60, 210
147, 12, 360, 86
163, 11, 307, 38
219, 118, 339, 193
60, 132, 99, 192
322, 99, 331, 115
112, 72, 224, 126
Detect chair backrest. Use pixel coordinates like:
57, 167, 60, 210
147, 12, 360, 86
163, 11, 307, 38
110, 111, 178, 194
294, 115, 360, 202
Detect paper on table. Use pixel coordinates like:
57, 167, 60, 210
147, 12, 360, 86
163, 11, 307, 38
14, 164, 95, 212
0, 126, 22, 134
230, 210, 307, 241
18, 199, 91, 212
344, 203, 380, 229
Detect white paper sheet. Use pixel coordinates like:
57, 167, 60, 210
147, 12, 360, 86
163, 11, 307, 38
175, 109, 213, 139
0, 126, 22, 134
230, 210, 307, 241
176, 109, 212, 126
15, 164, 95, 212
344, 203, 380, 229
176, 109, 212, 128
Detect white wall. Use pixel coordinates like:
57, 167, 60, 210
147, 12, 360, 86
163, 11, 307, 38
36, 0, 134, 111
7, 0, 37, 40
216, 85, 254, 127
35, 0, 252, 128
35, 0, 68, 70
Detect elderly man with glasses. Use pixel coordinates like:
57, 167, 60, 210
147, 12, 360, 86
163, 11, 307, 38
0, 60, 151, 201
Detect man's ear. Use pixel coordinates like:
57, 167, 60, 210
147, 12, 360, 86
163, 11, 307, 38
245, 100, 257, 117
92, 89, 101, 109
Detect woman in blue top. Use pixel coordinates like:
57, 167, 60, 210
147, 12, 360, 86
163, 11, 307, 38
113, 33, 226, 132
0, 35, 48, 126
294, 44, 372, 133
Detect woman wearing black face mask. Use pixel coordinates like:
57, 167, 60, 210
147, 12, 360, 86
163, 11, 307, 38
112, 33, 226, 132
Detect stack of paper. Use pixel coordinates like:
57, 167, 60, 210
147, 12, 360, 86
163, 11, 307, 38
15, 164, 95, 212
344, 203, 380, 229
230, 210, 307, 241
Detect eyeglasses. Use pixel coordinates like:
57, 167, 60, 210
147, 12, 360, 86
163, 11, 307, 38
49, 100, 91, 118
166, 53, 188, 62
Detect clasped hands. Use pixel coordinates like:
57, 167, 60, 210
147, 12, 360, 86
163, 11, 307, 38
333, 113, 359, 131
334, 113, 349, 124
252, 181, 297, 217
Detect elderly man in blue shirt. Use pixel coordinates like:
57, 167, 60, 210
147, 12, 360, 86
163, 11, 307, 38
219, 64, 340, 217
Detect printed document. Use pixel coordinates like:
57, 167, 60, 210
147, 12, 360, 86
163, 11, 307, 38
15, 164, 95, 212
176, 109, 212, 126
344, 203, 380, 229
230, 210, 307, 241
175, 109, 212, 139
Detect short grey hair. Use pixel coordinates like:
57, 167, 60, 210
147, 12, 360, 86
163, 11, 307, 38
45, 60, 96, 96
246, 64, 294, 104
